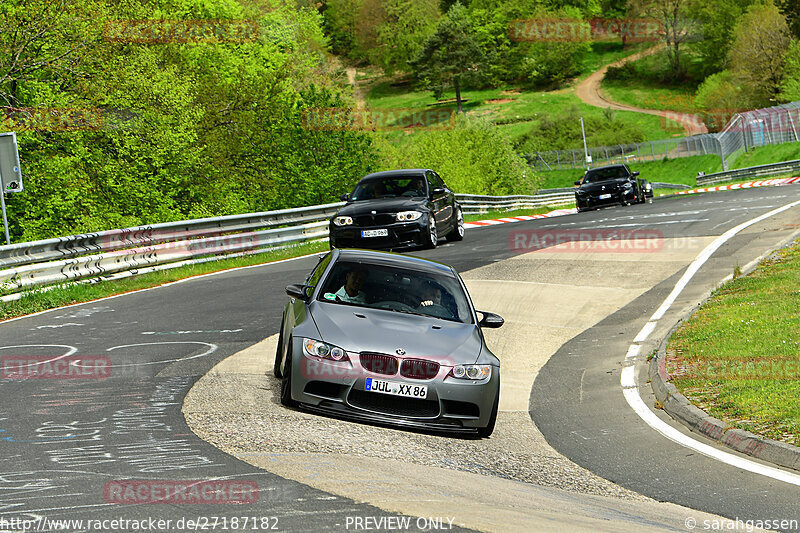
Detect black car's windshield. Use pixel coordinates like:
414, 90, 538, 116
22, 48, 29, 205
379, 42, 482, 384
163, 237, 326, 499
351, 177, 427, 200
318, 260, 473, 323
582, 167, 629, 183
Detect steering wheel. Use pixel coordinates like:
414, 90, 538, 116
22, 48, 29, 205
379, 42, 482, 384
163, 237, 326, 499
374, 301, 417, 312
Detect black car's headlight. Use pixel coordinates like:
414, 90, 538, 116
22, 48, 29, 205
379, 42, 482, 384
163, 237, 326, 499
303, 338, 349, 361
576, 190, 588, 197
333, 216, 353, 226
396, 211, 423, 222
447, 364, 491, 380
622, 181, 633, 189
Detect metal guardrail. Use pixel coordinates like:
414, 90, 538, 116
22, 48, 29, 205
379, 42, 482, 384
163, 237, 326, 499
457, 191, 575, 214
0, 191, 581, 296
697, 160, 800, 186
0, 180, 701, 297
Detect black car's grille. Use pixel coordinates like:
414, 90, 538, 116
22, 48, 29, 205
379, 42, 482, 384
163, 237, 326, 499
354, 214, 395, 226
399, 359, 440, 380
359, 352, 399, 375
347, 389, 440, 418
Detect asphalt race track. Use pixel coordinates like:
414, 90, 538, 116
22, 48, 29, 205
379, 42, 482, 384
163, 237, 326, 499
2, 185, 800, 532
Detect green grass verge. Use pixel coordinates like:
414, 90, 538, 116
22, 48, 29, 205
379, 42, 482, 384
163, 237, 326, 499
666, 240, 800, 445
601, 79, 696, 112
0, 241, 329, 322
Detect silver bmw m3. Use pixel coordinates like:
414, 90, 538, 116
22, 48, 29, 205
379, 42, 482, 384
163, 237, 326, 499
274, 248, 504, 437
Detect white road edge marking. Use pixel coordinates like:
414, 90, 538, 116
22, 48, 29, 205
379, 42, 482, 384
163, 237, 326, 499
623, 198, 800, 486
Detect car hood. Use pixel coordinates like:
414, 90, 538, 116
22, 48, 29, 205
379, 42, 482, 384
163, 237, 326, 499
336, 197, 426, 216
309, 301, 483, 364
578, 178, 630, 193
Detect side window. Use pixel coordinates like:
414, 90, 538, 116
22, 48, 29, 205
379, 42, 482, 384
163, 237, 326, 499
431, 172, 445, 189
425, 172, 437, 193
305, 253, 332, 288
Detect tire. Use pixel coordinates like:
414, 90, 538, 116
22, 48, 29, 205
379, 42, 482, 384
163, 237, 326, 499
424, 216, 438, 249
477, 383, 499, 438
279, 337, 297, 407
446, 207, 464, 242
273, 318, 285, 378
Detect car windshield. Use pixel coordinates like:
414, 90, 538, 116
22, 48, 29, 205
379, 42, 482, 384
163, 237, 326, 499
582, 167, 629, 183
351, 177, 427, 200
317, 260, 473, 324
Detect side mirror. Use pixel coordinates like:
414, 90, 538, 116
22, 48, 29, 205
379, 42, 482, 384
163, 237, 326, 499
286, 284, 310, 302
574, 180, 582, 186
340, 193, 351, 202
431, 187, 445, 195
632, 171, 640, 176
477, 311, 504, 328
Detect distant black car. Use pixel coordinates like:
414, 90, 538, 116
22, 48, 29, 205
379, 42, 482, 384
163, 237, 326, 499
329, 169, 464, 250
574, 164, 653, 212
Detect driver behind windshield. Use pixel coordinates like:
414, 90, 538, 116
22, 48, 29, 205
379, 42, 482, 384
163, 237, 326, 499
335, 269, 367, 304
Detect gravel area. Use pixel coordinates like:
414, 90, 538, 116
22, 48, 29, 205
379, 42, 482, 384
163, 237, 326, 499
184, 374, 650, 502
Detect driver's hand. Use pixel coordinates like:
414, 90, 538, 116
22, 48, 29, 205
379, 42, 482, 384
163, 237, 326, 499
419, 300, 433, 307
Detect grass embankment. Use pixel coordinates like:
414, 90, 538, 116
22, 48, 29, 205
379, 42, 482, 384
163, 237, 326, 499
666, 241, 800, 445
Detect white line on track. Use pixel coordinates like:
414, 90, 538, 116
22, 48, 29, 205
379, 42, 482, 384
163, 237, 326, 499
623, 198, 800, 486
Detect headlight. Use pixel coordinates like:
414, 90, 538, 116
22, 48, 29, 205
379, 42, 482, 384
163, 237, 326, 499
448, 364, 491, 380
622, 181, 633, 189
333, 216, 353, 226
396, 211, 423, 222
645, 183, 652, 190
303, 338, 348, 361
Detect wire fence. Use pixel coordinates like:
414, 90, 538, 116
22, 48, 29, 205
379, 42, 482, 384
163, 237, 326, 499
525, 102, 800, 172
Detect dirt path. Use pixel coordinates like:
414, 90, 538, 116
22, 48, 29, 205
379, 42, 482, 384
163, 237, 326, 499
346, 66, 367, 108
574, 44, 707, 136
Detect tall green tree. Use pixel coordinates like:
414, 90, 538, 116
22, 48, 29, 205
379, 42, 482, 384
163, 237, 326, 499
629, 0, 697, 78
729, 1, 791, 104
410, 2, 485, 113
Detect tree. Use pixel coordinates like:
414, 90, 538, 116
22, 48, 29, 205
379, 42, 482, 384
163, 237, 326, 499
729, 1, 791, 104
779, 39, 800, 102
687, 0, 754, 76
0, 0, 102, 106
777, 0, 800, 38
629, 0, 698, 78
375, 0, 441, 75
410, 2, 485, 113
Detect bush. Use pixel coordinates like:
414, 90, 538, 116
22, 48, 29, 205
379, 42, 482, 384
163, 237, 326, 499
373, 114, 538, 195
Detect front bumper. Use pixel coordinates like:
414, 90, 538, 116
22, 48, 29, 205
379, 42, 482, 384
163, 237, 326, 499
576, 187, 635, 209
329, 220, 427, 250
288, 350, 500, 432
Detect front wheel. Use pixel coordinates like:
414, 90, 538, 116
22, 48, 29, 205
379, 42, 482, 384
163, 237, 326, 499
424, 217, 438, 249
446, 207, 464, 242
280, 337, 297, 407
273, 318, 285, 378
477, 381, 499, 438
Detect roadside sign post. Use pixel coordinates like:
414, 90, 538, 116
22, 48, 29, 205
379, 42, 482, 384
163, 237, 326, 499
0, 132, 23, 245
0, 186, 9, 245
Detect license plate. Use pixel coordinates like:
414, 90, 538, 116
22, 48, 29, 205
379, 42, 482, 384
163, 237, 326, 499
365, 378, 427, 399
361, 229, 388, 238
599, 194, 612, 200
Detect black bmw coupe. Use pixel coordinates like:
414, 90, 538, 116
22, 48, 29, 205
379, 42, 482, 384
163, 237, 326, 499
329, 169, 464, 250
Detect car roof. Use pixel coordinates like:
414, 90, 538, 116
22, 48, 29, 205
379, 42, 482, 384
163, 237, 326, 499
333, 248, 455, 276
586, 164, 627, 172
358, 169, 431, 181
